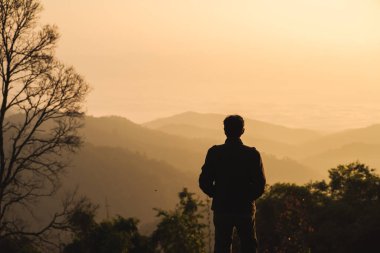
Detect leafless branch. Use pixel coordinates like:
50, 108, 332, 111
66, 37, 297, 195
0, 0, 89, 248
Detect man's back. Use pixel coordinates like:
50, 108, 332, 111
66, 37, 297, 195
199, 138, 266, 214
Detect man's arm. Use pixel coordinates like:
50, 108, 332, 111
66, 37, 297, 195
199, 146, 216, 198
250, 149, 266, 200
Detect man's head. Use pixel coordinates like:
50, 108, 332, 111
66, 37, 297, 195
223, 115, 245, 138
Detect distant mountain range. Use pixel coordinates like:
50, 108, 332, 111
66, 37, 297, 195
144, 111, 322, 145
144, 111, 380, 170
60, 111, 380, 224
81, 114, 321, 182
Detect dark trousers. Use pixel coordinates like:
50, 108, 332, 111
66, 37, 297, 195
213, 212, 257, 253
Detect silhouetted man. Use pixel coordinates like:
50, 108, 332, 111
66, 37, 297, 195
199, 115, 266, 253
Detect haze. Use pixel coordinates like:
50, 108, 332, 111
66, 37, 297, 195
40, 0, 380, 131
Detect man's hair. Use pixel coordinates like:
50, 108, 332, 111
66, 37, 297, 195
223, 115, 245, 138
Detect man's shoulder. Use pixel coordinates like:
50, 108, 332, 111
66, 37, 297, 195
243, 144, 260, 152
208, 143, 261, 154
207, 144, 223, 152
241, 144, 261, 156
206, 144, 227, 154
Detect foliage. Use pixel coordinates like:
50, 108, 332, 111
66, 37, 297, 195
63, 188, 208, 253
0, 236, 42, 253
256, 162, 380, 253
151, 188, 206, 253
55, 167, 379, 252
63, 203, 151, 253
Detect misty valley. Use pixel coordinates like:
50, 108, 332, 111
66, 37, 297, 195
61, 111, 380, 224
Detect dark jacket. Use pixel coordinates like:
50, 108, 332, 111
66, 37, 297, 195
199, 138, 266, 214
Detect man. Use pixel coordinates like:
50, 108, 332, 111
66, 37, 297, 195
199, 115, 266, 253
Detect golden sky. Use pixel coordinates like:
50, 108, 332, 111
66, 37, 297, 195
41, 0, 380, 130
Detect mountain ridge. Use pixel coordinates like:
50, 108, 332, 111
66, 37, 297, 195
143, 111, 322, 145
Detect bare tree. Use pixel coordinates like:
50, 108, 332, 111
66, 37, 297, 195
0, 0, 89, 245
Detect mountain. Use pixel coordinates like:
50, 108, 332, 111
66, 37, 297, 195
81, 116, 211, 172
302, 143, 380, 171
143, 111, 322, 145
63, 144, 319, 227
141, 112, 380, 177
299, 124, 380, 158
64, 120, 320, 223
154, 123, 223, 142
153, 123, 300, 157
263, 154, 322, 182
143, 112, 380, 167
81, 115, 320, 184
24, 145, 320, 233
10, 112, 380, 229
65, 144, 198, 223
8, 114, 324, 227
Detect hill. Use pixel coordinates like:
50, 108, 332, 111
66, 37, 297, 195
61, 137, 320, 226
81, 116, 320, 184
81, 116, 210, 172
65, 144, 198, 223
8, 113, 380, 228
299, 124, 380, 158
7, 114, 325, 228
144, 111, 322, 145
302, 142, 380, 171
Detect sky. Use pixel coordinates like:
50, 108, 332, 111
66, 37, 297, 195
40, 0, 380, 131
